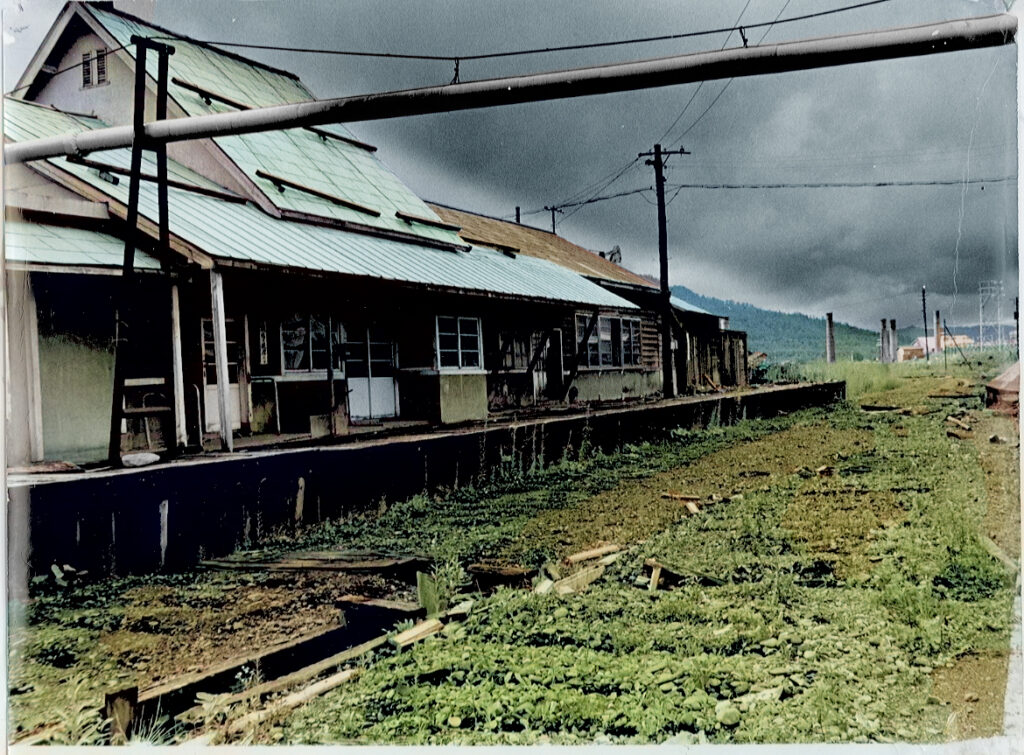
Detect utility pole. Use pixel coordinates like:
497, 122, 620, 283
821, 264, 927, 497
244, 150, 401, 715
639, 143, 690, 399
921, 285, 929, 362
543, 205, 562, 233
515, 206, 521, 224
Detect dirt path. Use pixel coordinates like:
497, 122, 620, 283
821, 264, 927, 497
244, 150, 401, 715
511, 421, 872, 563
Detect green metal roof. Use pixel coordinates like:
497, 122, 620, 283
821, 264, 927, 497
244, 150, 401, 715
3, 99, 635, 310
670, 294, 710, 316
86, 5, 462, 247
4, 218, 160, 270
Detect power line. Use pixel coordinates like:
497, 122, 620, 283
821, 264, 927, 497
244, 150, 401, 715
6, 42, 134, 95
669, 0, 794, 146
148, 1, 892, 65
519, 173, 1017, 223
665, 176, 1016, 189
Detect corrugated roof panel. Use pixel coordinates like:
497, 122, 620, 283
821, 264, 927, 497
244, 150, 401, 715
3, 99, 634, 310
428, 204, 658, 289
670, 295, 710, 316
4, 218, 160, 269
87, 6, 461, 247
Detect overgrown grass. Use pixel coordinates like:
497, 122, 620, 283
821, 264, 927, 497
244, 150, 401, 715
283, 381, 1016, 745
798, 347, 1015, 401
273, 410, 837, 567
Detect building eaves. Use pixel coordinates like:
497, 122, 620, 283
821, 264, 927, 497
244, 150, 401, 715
3, 98, 635, 311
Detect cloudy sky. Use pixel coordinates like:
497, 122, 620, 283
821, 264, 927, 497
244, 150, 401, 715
3, 0, 1018, 330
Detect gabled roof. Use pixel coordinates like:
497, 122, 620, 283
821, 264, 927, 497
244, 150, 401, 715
427, 203, 656, 289
22, 3, 464, 248
3, 98, 635, 310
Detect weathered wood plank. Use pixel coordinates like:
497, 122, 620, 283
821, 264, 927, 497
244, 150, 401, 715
552, 563, 606, 595
225, 668, 361, 735
390, 619, 444, 649
661, 491, 700, 502
565, 544, 621, 564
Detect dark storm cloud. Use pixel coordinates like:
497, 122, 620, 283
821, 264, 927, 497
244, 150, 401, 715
2, 0, 1017, 329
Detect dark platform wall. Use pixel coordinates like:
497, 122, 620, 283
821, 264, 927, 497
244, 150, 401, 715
8, 382, 845, 579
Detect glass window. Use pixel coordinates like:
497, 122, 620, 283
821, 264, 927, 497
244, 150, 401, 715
282, 314, 341, 372
437, 316, 481, 369
81, 53, 92, 87
576, 314, 640, 369
202, 318, 241, 385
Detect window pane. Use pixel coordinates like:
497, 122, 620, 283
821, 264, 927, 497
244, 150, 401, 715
82, 53, 92, 87
462, 350, 480, 368
95, 49, 107, 84
611, 318, 622, 367
460, 333, 479, 351
438, 316, 457, 336
458, 317, 478, 337
440, 349, 460, 367
282, 314, 309, 371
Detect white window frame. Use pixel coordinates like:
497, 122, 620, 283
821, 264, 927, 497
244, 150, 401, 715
436, 315, 483, 371
81, 48, 108, 89
280, 313, 343, 376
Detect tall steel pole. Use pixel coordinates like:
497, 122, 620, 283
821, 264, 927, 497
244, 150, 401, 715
5, 14, 1016, 165
921, 286, 929, 362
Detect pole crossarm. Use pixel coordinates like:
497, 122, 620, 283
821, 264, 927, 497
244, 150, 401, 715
4, 14, 1016, 164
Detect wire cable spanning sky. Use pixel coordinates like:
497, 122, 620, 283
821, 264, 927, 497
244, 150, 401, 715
0, 0, 1015, 331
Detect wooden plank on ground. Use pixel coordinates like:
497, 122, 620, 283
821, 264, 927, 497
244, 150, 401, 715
534, 578, 554, 595
661, 491, 701, 501
552, 563, 606, 595
684, 500, 701, 515
390, 618, 444, 649
135, 618, 393, 728
945, 415, 972, 431
224, 668, 360, 735
175, 634, 388, 724
565, 544, 621, 564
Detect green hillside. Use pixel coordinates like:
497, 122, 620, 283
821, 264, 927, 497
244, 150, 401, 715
671, 285, 879, 364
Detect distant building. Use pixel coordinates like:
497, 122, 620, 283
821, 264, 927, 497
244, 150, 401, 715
897, 334, 974, 362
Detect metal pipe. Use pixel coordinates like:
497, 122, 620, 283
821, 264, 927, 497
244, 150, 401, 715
5, 14, 1016, 164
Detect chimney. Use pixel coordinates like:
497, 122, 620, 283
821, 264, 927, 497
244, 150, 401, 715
825, 313, 836, 363
880, 319, 889, 363
889, 319, 897, 362
934, 310, 942, 353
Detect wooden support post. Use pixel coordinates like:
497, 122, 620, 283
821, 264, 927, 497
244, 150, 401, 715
170, 284, 187, 448
209, 270, 233, 451
24, 276, 44, 461
326, 317, 336, 436
105, 686, 138, 744
107, 40, 150, 465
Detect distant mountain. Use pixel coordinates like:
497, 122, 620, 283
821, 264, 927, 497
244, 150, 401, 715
670, 285, 879, 364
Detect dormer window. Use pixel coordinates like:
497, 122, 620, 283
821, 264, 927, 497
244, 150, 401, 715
82, 48, 108, 88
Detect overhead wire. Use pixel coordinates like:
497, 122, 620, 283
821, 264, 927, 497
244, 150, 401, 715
665, 176, 1016, 189
667, 0, 794, 150
147, 1, 893, 66
6, 42, 134, 95
656, 0, 756, 146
